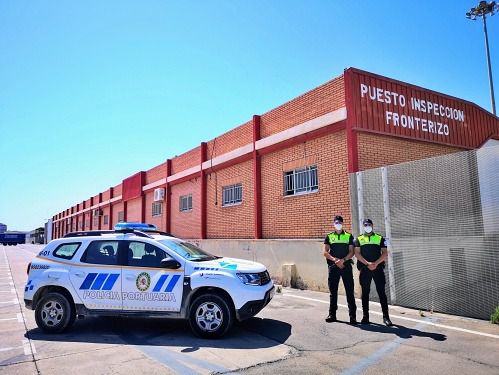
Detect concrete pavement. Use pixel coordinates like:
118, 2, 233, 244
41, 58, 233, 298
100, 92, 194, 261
239, 287, 499, 374
0, 244, 498, 374
0, 244, 292, 374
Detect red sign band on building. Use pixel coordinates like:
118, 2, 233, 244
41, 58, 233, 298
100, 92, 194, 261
345, 68, 499, 149
122, 171, 146, 201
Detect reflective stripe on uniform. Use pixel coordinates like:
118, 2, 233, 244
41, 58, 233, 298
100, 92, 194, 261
357, 234, 382, 246
327, 232, 352, 245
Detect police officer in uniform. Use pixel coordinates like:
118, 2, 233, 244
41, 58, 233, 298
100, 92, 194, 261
323, 215, 357, 324
354, 218, 392, 326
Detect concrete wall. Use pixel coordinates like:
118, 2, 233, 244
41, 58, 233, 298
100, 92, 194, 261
194, 239, 363, 297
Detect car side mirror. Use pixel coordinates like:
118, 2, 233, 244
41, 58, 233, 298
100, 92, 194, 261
160, 257, 181, 269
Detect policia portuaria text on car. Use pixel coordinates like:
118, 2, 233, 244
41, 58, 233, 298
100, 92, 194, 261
323, 215, 357, 324
354, 218, 392, 326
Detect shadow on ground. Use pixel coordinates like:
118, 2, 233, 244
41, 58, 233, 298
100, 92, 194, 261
26, 316, 292, 350
356, 322, 447, 341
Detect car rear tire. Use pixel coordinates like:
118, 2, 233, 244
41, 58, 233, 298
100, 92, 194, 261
188, 293, 233, 339
35, 292, 74, 333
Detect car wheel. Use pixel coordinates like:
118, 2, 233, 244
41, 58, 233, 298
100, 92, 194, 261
189, 293, 233, 339
35, 292, 74, 333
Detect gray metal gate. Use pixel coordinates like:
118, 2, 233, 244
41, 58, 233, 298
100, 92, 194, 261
349, 145, 499, 320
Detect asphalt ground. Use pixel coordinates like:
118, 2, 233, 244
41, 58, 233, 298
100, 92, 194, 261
1, 244, 498, 375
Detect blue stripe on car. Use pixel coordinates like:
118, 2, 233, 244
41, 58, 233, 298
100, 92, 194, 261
80, 273, 98, 290
153, 274, 168, 292
91, 273, 109, 290
102, 274, 119, 290
165, 274, 180, 292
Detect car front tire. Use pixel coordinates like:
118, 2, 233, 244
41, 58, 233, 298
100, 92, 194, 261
35, 292, 74, 333
188, 293, 234, 339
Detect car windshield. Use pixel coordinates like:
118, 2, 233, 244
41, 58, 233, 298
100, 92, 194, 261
158, 240, 220, 261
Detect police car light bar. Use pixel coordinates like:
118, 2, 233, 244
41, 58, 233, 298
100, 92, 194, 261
113, 222, 158, 232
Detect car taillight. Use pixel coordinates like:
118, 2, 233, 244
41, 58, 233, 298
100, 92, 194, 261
27, 262, 31, 275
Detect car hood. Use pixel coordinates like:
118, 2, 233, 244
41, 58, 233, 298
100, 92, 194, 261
191, 257, 267, 273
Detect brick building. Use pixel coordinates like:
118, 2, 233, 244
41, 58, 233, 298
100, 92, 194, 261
51, 68, 499, 239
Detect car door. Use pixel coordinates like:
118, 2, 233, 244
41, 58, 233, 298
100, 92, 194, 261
121, 240, 184, 312
69, 240, 122, 310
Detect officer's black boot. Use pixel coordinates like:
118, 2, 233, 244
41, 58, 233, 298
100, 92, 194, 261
383, 315, 393, 327
325, 313, 337, 323
349, 310, 357, 325
361, 313, 370, 324
380, 299, 392, 326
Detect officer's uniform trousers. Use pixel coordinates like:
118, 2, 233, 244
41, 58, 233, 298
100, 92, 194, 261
328, 263, 357, 318
359, 266, 389, 318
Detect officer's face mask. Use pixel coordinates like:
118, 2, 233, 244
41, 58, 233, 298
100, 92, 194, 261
334, 223, 343, 231
364, 226, 373, 234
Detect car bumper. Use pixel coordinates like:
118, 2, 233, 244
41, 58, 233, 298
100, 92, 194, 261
24, 299, 33, 310
236, 285, 275, 321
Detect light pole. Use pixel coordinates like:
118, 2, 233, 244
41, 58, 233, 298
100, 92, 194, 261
466, 1, 498, 116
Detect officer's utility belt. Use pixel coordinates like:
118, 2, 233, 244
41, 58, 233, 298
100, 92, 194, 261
329, 259, 354, 267
357, 261, 385, 271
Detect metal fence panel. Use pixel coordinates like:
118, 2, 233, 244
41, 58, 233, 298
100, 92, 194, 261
350, 145, 499, 319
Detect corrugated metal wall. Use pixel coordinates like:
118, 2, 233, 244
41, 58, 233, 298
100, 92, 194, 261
350, 145, 499, 320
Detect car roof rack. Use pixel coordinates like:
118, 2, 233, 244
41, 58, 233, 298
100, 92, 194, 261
114, 229, 154, 238
63, 230, 114, 238
62, 229, 174, 239
138, 230, 174, 237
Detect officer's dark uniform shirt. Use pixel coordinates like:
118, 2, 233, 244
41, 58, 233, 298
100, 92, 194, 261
324, 231, 354, 267
354, 233, 387, 270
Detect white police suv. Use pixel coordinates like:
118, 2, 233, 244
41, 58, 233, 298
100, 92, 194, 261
24, 223, 274, 338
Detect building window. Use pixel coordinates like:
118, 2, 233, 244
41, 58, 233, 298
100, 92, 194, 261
284, 165, 318, 196
93, 217, 99, 226
117, 211, 124, 222
179, 194, 193, 212
152, 202, 163, 216
103, 215, 109, 225
222, 183, 243, 206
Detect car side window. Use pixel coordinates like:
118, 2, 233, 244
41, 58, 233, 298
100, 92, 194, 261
81, 241, 119, 265
127, 241, 167, 268
53, 243, 81, 260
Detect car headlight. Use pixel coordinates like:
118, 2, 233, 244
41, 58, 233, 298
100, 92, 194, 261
237, 273, 261, 285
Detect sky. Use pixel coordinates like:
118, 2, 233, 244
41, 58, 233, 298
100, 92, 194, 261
1, 1, 498, 231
